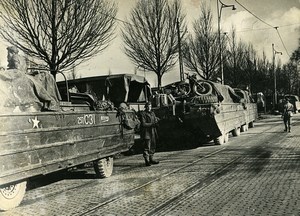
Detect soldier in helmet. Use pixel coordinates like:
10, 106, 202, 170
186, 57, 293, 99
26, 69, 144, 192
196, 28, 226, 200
7, 46, 21, 70
140, 102, 160, 166
282, 98, 294, 132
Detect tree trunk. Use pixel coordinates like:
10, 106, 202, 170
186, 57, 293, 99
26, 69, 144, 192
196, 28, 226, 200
50, 65, 57, 80
157, 74, 162, 91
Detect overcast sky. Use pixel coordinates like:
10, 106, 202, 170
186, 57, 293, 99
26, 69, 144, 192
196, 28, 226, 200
0, 0, 299, 86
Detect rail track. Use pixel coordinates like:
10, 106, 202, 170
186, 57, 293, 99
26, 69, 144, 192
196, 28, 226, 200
0, 115, 295, 216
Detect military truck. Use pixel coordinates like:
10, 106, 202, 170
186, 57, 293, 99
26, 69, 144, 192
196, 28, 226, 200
152, 77, 257, 146
0, 70, 141, 211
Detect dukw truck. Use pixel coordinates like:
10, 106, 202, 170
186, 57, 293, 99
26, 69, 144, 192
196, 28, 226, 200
0, 70, 142, 210
152, 77, 257, 145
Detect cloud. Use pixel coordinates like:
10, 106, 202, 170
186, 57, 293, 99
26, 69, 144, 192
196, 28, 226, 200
221, 6, 300, 64
223, 11, 253, 32
278, 7, 300, 27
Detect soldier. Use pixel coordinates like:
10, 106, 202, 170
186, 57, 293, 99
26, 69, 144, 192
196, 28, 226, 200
140, 102, 160, 166
7, 46, 24, 70
282, 98, 294, 132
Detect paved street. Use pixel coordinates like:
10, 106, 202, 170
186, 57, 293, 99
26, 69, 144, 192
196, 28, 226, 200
0, 113, 299, 216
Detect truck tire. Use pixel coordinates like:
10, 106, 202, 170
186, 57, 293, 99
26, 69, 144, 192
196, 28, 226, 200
241, 124, 248, 132
0, 181, 27, 211
93, 157, 113, 178
249, 121, 254, 128
224, 133, 229, 143
193, 81, 213, 96
232, 128, 241, 136
202, 95, 218, 104
214, 133, 227, 145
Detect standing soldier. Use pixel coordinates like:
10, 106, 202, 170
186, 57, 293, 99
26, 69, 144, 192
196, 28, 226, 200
282, 98, 294, 132
140, 102, 160, 166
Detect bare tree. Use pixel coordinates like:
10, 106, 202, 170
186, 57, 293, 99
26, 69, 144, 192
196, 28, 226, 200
241, 43, 258, 91
122, 0, 187, 89
289, 38, 300, 95
256, 50, 273, 95
67, 65, 79, 80
290, 38, 300, 62
224, 28, 249, 87
0, 0, 117, 79
182, 2, 222, 81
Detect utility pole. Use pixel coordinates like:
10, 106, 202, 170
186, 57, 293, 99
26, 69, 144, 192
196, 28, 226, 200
272, 43, 282, 109
217, 0, 236, 85
176, 18, 184, 81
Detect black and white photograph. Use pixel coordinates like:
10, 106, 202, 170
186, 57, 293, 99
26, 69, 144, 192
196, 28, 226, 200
0, 0, 299, 215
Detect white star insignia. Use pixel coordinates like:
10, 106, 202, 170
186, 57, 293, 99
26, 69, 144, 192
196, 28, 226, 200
31, 116, 40, 128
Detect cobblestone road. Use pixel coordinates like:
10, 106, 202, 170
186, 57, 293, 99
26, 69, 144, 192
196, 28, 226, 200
0, 114, 299, 216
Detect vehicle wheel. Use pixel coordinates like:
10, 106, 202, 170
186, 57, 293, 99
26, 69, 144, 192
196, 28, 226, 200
232, 128, 241, 136
214, 134, 225, 145
193, 81, 213, 96
241, 124, 248, 132
249, 121, 254, 128
196, 95, 219, 104
224, 133, 229, 143
0, 181, 27, 211
93, 157, 113, 178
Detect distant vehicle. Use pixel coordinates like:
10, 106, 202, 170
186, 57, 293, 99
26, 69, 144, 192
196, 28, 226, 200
0, 71, 140, 211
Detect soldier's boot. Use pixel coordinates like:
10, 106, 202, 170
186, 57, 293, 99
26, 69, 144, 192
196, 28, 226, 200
144, 157, 151, 166
149, 156, 159, 165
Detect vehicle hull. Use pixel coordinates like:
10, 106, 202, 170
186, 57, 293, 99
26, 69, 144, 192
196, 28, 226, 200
185, 102, 257, 139
0, 110, 134, 186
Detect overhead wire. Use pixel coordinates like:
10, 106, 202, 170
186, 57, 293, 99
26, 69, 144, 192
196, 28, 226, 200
234, 0, 274, 28
275, 27, 291, 58
234, 0, 291, 57
236, 23, 300, 33
107, 1, 294, 58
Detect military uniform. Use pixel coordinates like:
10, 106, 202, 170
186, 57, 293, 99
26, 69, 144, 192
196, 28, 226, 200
282, 100, 294, 132
140, 106, 159, 166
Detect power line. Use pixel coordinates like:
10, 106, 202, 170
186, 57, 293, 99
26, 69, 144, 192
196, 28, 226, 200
237, 27, 274, 33
237, 23, 300, 33
234, 0, 274, 28
234, 0, 291, 57
275, 27, 291, 58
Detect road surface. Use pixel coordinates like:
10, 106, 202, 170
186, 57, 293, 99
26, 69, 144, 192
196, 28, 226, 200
1, 114, 299, 216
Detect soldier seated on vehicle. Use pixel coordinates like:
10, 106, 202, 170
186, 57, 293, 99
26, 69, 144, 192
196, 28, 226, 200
7, 46, 27, 71
1, 46, 61, 112
119, 102, 129, 110
69, 85, 79, 93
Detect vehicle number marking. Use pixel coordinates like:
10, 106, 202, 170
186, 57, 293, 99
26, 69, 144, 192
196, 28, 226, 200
77, 114, 95, 125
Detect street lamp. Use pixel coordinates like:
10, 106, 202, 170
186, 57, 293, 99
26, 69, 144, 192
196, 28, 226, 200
217, 0, 236, 84
272, 43, 282, 109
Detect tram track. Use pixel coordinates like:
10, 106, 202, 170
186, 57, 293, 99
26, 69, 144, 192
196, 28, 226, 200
158, 123, 299, 215
0, 116, 289, 216
79, 119, 286, 215
78, 147, 226, 216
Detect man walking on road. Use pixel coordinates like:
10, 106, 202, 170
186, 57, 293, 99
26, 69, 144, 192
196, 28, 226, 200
140, 102, 160, 166
282, 98, 294, 132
